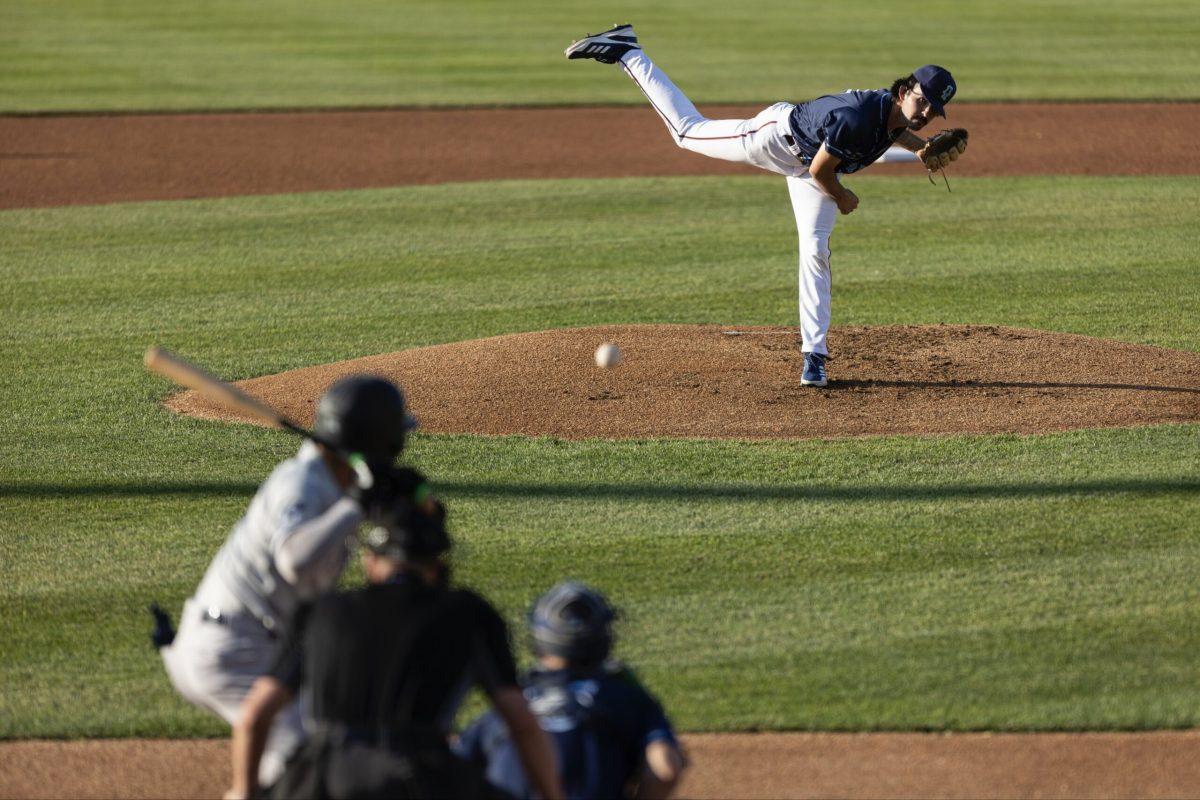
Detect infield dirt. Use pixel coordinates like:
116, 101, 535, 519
2, 103, 1198, 209
6, 733, 1200, 799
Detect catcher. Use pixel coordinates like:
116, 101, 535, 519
456, 582, 686, 799
566, 25, 970, 387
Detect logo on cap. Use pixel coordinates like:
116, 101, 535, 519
913, 64, 956, 116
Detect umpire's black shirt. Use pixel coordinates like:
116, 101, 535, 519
270, 577, 518, 737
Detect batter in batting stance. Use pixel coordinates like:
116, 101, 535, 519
566, 25, 964, 387
456, 582, 686, 799
157, 376, 418, 785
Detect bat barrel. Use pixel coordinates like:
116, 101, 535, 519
144, 345, 303, 434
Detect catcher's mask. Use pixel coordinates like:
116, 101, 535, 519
529, 581, 616, 666
363, 495, 449, 564
313, 375, 417, 469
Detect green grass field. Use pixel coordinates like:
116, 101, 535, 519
3, 175, 1198, 737
4, 0, 1200, 111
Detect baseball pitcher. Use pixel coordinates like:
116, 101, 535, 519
566, 25, 968, 388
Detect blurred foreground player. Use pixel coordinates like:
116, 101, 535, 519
226, 493, 563, 800
457, 582, 686, 799
158, 376, 415, 784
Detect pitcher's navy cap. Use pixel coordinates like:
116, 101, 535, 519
914, 65, 956, 117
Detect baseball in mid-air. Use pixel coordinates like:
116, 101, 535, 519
594, 342, 623, 368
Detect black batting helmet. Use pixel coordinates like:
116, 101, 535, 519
313, 376, 416, 467
529, 582, 616, 666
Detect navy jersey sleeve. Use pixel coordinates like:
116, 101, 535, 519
637, 690, 677, 747
819, 106, 867, 163
268, 602, 313, 693
608, 665, 677, 749
464, 593, 520, 693
628, 680, 677, 748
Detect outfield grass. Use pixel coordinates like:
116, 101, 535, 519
1, 175, 1198, 737
4, 0, 1200, 112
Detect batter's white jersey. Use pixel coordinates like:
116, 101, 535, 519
162, 440, 363, 784
194, 440, 358, 629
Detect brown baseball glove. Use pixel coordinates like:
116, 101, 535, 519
920, 128, 969, 171
919, 128, 968, 190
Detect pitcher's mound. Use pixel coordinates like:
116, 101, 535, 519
166, 325, 1200, 440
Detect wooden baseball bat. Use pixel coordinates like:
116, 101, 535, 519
143, 346, 308, 437
144, 346, 377, 487
147, 345, 376, 489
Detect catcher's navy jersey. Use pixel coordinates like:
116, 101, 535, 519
456, 663, 677, 799
787, 89, 902, 173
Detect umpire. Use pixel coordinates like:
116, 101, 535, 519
456, 582, 687, 799
225, 492, 564, 800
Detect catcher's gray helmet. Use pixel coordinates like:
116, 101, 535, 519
529, 581, 616, 666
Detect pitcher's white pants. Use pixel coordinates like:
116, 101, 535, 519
620, 49, 837, 354
161, 599, 304, 786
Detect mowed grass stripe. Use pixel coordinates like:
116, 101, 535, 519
3, 0, 1200, 110
4, 454, 1198, 734
0, 175, 1197, 736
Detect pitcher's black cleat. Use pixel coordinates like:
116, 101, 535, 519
565, 24, 640, 64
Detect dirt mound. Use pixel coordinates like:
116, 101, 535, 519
165, 324, 1200, 440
